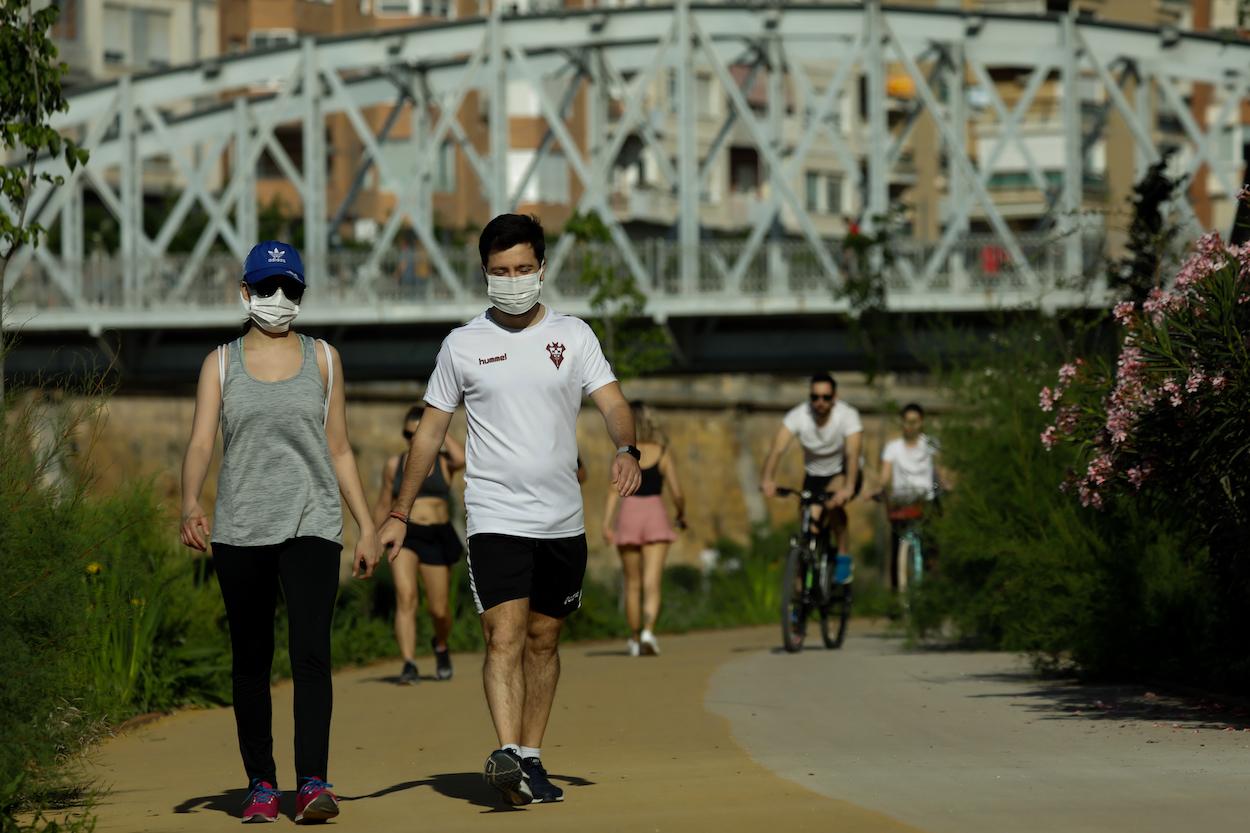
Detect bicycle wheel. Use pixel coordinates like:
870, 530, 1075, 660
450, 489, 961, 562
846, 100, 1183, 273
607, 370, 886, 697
780, 545, 808, 653
820, 582, 851, 649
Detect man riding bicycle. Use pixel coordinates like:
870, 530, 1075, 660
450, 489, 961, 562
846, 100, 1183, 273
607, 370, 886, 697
875, 402, 943, 591
761, 373, 863, 585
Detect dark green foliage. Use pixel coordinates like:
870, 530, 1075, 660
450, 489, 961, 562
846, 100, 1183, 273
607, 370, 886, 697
1105, 151, 1184, 303
0, 0, 89, 266
565, 212, 671, 380
909, 324, 1238, 686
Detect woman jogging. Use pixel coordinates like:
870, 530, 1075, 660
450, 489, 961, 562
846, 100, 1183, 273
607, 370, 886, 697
179, 241, 379, 824
602, 402, 685, 656
372, 406, 465, 684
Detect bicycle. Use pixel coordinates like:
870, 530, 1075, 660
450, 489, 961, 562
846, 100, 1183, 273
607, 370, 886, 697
774, 487, 852, 653
873, 489, 932, 611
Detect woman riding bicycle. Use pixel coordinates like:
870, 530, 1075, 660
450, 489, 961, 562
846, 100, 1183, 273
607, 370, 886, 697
876, 403, 943, 591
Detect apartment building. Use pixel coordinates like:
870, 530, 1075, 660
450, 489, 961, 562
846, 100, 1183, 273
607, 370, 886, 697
53, 0, 218, 87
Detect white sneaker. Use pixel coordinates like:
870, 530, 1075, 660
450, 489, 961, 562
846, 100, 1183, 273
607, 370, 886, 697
627, 638, 641, 657
639, 630, 660, 656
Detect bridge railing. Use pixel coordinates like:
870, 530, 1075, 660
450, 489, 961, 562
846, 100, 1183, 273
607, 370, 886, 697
4, 232, 1108, 329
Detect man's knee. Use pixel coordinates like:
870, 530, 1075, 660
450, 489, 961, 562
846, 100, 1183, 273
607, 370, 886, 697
525, 620, 562, 656
484, 617, 527, 658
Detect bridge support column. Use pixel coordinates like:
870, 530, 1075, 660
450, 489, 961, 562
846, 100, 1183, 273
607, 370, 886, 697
865, 0, 888, 231
1061, 9, 1084, 286
119, 77, 142, 309
676, 0, 699, 296
302, 38, 328, 284
945, 40, 969, 292
234, 99, 257, 252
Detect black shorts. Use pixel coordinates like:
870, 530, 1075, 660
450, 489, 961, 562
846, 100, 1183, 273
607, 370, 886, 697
401, 522, 463, 567
803, 471, 864, 500
466, 533, 588, 618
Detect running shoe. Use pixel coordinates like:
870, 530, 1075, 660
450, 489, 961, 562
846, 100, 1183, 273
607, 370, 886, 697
521, 757, 564, 804
294, 779, 339, 824
399, 660, 419, 685
241, 779, 280, 823
639, 629, 661, 656
626, 638, 640, 657
432, 638, 453, 680
483, 749, 533, 806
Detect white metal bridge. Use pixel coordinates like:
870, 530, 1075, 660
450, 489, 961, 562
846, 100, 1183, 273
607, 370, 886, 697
5, 1, 1250, 335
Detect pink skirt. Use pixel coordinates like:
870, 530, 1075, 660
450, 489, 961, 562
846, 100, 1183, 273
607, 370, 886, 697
614, 495, 677, 547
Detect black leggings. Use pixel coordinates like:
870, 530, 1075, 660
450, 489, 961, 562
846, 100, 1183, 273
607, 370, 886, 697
212, 536, 340, 788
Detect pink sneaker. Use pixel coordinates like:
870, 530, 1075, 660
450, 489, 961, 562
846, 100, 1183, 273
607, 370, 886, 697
294, 779, 339, 824
241, 780, 280, 823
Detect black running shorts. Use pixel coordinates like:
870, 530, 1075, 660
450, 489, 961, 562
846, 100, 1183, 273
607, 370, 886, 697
400, 522, 463, 567
466, 533, 588, 618
803, 470, 864, 500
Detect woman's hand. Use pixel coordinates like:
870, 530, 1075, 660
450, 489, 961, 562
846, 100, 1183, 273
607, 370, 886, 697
180, 503, 211, 552
601, 523, 615, 546
353, 529, 381, 579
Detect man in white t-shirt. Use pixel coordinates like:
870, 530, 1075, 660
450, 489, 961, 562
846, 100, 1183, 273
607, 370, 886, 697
378, 214, 641, 808
876, 402, 943, 591
760, 373, 863, 582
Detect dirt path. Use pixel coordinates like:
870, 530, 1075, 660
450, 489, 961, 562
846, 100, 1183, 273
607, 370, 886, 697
87, 627, 922, 832
710, 628, 1250, 833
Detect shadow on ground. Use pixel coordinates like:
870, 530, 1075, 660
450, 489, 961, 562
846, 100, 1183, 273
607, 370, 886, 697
173, 773, 596, 818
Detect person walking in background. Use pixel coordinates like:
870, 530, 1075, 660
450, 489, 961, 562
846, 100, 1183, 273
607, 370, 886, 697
602, 401, 685, 656
760, 372, 863, 585
372, 405, 466, 684
378, 213, 640, 807
179, 241, 379, 824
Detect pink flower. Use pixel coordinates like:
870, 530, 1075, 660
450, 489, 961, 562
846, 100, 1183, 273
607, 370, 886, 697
1087, 454, 1114, 486
1127, 467, 1147, 490
1185, 370, 1205, 394
1041, 425, 1058, 450
1059, 362, 1080, 384
1078, 481, 1104, 509
1112, 300, 1136, 326
1039, 386, 1056, 412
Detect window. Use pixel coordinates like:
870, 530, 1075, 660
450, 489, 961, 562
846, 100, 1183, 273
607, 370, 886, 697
425, 0, 452, 17
375, 0, 412, 15
133, 9, 171, 68
804, 171, 842, 214
729, 147, 760, 194
53, 0, 78, 41
249, 29, 298, 50
435, 141, 455, 192
103, 5, 127, 64
537, 151, 568, 203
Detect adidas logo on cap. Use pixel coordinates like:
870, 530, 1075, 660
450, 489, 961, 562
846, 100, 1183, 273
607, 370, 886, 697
267, 247, 286, 263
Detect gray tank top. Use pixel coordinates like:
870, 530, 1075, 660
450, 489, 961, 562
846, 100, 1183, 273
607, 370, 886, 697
211, 334, 343, 547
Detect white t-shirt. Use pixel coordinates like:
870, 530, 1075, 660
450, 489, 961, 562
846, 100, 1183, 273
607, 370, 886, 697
782, 400, 864, 477
423, 308, 616, 539
882, 435, 939, 501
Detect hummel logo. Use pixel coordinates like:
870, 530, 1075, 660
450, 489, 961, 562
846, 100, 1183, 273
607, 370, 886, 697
267, 247, 286, 263
479, 353, 507, 365
563, 591, 581, 606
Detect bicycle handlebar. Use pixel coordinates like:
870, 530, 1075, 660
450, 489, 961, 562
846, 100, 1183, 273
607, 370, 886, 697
773, 487, 826, 505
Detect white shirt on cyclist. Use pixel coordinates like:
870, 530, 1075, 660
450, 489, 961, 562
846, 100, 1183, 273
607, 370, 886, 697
882, 435, 939, 501
782, 400, 863, 477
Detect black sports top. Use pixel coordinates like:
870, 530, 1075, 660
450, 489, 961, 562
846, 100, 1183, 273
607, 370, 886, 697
392, 451, 451, 501
636, 449, 665, 497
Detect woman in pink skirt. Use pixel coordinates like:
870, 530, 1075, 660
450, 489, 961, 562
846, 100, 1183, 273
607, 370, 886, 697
602, 402, 685, 656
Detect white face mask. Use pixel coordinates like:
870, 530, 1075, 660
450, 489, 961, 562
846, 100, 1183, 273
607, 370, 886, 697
240, 286, 301, 333
485, 268, 543, 316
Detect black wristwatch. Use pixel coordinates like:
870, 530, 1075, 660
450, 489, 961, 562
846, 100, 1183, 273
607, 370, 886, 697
617, 445, 641, 461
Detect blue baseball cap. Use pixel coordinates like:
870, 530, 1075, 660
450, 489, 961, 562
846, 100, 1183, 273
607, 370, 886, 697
243, 240, 305, 284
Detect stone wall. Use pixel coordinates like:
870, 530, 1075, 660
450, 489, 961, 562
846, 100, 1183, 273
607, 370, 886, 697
82, 372, 945, 576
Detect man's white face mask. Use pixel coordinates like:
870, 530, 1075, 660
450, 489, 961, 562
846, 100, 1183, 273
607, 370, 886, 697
240, 286, 301, 333
484, 267, 543, 316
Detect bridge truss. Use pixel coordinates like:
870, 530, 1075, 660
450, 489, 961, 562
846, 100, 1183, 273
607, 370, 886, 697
4, 1, 1250, 334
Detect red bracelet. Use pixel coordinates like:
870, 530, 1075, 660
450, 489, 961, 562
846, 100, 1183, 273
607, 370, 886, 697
388, 511, 409, 524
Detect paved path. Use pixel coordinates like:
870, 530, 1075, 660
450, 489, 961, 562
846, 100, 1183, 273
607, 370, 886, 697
86, 625, 1249, 832
710, 628, 1250, 833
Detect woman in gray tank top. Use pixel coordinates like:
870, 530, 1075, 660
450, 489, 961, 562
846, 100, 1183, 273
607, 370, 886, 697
371, 405, 465, 684
178, 241, 379, 824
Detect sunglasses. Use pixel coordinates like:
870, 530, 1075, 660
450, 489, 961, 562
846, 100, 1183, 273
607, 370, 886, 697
250, 276, 305, 302
810, 394, 834, 402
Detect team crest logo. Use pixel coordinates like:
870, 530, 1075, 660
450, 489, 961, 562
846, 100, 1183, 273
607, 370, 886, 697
546, 342, 566, 369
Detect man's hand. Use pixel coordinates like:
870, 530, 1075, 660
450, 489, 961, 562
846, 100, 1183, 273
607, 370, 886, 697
379, 516, 408, 563
353, 530, 381, 579
761, 478, 778, 498
612, 453, 642, 497
828, 487, 854, 508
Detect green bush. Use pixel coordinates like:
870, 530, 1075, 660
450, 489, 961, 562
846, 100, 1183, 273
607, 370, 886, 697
912, 323, 1223, 683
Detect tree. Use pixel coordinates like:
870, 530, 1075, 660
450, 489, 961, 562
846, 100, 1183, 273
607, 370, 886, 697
1, 0, 89, 395
566, 211, 670, 381
1105, 151, 1184, 303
